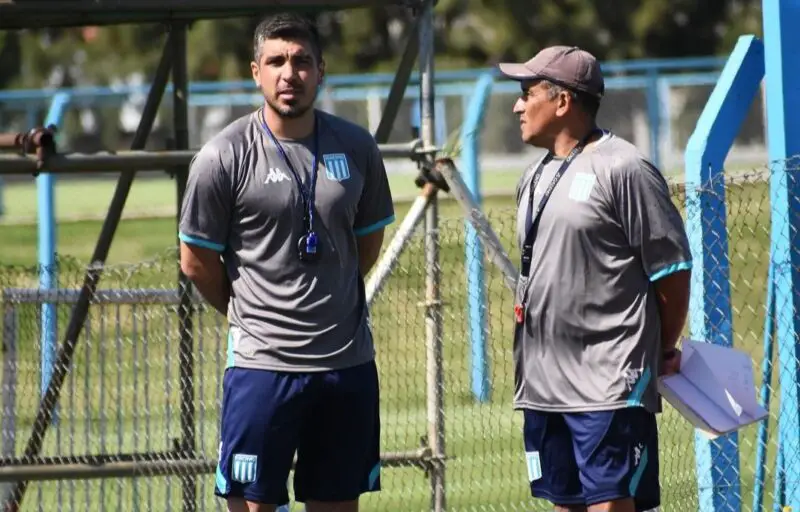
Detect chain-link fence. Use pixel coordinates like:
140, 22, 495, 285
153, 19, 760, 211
0, 163, 794, 511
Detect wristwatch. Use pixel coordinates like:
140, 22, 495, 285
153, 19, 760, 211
663, 348, 678, 360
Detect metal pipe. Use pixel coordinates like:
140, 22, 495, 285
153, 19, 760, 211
1, 30, 175, 512
366, 184, 435, 306
0, 133, 20, 149
752, 257, 775, 512
373, 16, 421, 143
0, 451, 189, 467
379, 140, 424, 159
459, 74, 495, 403
2, 288, 202, 305
418, 2, 446, 511
0, 459, 216, 482
169, 20, 197, 512
0, 142, 422, 175
0, 128, 56, 154
37, 92, 71, 431
0, 151, 196, 174
434, 158, 519, 292
0, 449, 437, 482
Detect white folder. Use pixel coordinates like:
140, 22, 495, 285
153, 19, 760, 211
657, 339, 769, 439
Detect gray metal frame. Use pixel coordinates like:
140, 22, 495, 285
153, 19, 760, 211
0, 142, 424, 175
0, 1, 446, 511
0, 0, 427, 30
0, 288, 437, 472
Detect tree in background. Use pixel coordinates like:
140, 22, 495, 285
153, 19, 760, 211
0, 0, 765, 89
0, 0, 764, 153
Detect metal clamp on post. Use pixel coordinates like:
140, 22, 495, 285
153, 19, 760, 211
0, 125, 58, 174
414, 154, 450, 192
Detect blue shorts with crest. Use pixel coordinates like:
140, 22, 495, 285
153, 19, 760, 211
522, 406, 660, 511
214, 361, 381, 506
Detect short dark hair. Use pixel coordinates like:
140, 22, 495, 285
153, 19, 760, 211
543, 81, 601, 120
253, 12, 322, 63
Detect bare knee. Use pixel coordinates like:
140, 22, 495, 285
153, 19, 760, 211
305, 500, 359, 512
554, 505, 587, 512
587, 498, 636, 512
226, 497, 280, 512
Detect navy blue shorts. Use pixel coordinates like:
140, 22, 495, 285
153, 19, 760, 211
214, 361, 381, 506
522, 406, 660, 511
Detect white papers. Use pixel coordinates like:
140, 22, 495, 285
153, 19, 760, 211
657, 339, 768, 439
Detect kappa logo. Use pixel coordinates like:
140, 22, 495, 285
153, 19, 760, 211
265, 167, 290, 184
232, 453, 258, 483
634, 442, 644, 466
323, 153, 350, 182
621, 363, 644, 391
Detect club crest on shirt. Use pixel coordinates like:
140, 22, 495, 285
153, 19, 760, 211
568, 172, 596, 202
323, 153, 350, 182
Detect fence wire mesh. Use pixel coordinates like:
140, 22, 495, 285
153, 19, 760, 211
0, 162, 795, 511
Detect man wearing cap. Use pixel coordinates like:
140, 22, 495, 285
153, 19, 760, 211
498, 46, 692, 511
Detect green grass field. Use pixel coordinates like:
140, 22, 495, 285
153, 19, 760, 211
0, 169, 524, 227
0, 174, 783, 512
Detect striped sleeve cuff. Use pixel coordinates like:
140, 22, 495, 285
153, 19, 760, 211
649, 261, 692, 282
354, 214, 396, 237
179, 232, 225, 252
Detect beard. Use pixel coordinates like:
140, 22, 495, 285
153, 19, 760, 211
265, 86, 319, 119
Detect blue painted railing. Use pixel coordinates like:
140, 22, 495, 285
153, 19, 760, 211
39, 92, 71, 427
459, 72, 495, 403
0, 55, 727, 177
0, 55, 726, 102
762, 0, 800, 509
682, 30, 800, 512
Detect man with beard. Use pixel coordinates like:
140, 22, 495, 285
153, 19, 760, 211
178, 12, 395, 512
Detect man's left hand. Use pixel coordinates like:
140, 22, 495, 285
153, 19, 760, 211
660, 348, 681, 377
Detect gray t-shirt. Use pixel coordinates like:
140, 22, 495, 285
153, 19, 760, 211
179, 109, 395, 372
513, 131, 692, 414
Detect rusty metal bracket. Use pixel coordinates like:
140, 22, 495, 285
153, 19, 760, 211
0, 125, 58, 173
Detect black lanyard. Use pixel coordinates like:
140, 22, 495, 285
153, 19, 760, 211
520, 129, 600, 278
260, 109, 320, 234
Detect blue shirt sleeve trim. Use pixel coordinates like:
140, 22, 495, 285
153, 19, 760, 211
178, 232, 225, 252
354, 214, 396, 237
649, 261, 693, 282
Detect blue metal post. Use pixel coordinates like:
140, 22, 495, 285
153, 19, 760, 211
38, 92, 70, 425
774, 436, 786, 512
762, 1, 800, 508
684, 35, 764, 512
753, 260, 775, 512
459, 73, 494, 402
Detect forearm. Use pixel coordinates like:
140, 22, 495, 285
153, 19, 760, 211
359, 250, 380, 277
357, 230, 385, 277
189, 264, 231, 315
180, 243, 230, 315
653, 270, 691, 351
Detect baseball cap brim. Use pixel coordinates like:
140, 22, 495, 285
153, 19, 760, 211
497, 62, 538, 81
